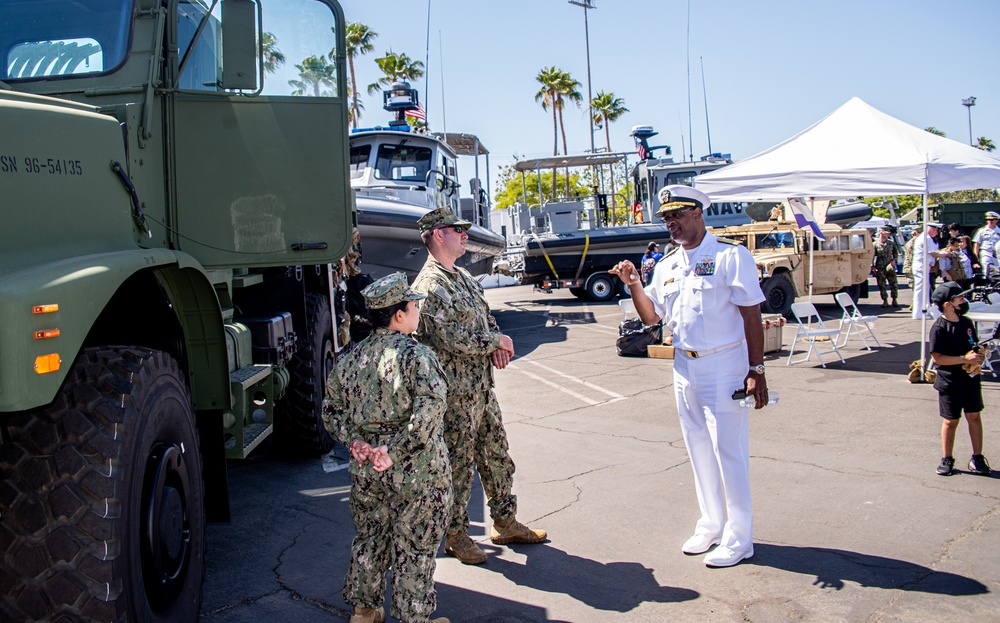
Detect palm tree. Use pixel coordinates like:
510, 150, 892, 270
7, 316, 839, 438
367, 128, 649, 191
977, 136, 996, 152
591, 91, 629, 209
288, 55, 336, 97
347, 87, 365, 126
343, 22, 377, 128
366, 51, 424, 96
535, 67, 580, 197
535, 66, 564, 157
924, 126, 946, 137
555, 72, 582, 156
591, 91, 628, 152
261, 32, 285, 75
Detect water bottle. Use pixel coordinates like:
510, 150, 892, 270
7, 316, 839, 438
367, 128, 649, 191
739, 391, 779, 408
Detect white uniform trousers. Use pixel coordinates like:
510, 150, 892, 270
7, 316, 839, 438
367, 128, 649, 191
981, 254, 998, 278
911, 269, 930, 319
672, 343, 753, 553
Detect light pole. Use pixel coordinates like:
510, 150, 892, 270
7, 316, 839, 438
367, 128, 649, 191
568, 0, 596, 155
962, 96, 976, 146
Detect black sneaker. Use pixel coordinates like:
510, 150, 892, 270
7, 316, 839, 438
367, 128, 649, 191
969, 454, 992, 475
937, 456, 955, 476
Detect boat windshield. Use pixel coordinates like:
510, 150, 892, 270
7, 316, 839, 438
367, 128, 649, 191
0, 0, 132, 81
349, 145, 371, 179
375, 144, 433, 183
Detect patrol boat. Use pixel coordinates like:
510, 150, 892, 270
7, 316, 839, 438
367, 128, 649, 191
352, 82, 506, 279
495, 136, 747, 301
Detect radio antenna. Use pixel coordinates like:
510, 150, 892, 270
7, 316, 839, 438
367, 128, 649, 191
700, 56, 712, 155
685, 0, 693, 162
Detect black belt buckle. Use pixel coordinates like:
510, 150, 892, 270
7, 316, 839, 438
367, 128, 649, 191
687, 350, 699, 358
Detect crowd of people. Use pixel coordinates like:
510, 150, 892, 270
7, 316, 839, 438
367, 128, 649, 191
319, 200, 994, 622
904, 212, 998, 317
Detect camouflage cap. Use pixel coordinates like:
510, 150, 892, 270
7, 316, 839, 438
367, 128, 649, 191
655, 185, 712, 216
361, 272, 426, 310
417, 207, 473, 233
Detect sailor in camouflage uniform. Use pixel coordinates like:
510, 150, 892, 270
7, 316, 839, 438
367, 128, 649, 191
412, 207, 547, 566
323, 272, 452, 623
873, 226, 900, 308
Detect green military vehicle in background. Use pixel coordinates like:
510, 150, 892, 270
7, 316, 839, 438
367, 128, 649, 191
711, 221, 875, 318
914, 202, 1000, 234
0, 0, 353, 620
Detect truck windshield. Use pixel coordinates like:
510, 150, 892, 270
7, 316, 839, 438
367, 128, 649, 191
0, 0, 132, 81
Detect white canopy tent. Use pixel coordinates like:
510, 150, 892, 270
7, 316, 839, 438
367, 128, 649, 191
695, 97, 1000, 372
696, 97, 1000, 201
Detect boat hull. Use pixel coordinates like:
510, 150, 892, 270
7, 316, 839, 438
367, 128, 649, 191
356, 195, 506, 280
520, 224, 671, 285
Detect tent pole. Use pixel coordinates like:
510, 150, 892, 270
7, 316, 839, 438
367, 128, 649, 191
919, 194, 929, 373
808, 199, 815, 300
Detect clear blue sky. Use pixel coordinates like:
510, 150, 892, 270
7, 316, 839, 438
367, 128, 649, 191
341, 0, 998, 195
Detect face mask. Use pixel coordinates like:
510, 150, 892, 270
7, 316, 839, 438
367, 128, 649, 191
955, 301, 970, 316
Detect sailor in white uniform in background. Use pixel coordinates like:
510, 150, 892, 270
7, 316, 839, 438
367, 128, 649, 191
911, 222, 946, 319
611, 185, 767, 568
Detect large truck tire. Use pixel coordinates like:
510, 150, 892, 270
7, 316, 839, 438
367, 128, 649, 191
276, 293, 335, 455
0, 347, 205, 623
761, 273, 795, 319
586, 274, 616, 302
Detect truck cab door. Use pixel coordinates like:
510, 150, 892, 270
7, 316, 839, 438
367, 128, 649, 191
168, 0, 352, 269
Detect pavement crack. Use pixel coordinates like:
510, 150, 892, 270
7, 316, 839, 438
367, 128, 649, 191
273, 521, 350, 618
860, 501, 1000, 623
200, 589, 283, 617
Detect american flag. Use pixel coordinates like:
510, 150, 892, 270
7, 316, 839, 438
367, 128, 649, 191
405, 103, 426, 121
634, 135, 648, 160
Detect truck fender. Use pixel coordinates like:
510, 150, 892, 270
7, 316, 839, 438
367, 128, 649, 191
0, 249, 227, 413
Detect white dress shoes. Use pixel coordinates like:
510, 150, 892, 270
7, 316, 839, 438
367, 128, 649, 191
681, 534, 720, 555
703, 545, 754, 567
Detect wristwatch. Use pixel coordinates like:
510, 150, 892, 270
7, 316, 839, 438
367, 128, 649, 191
750, 364, 765, 375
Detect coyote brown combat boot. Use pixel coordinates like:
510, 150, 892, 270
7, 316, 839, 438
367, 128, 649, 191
349, 606, 384, 623
444, 531, 487, 564
490, 517, 547, 545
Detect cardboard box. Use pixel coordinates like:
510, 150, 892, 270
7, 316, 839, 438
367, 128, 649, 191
761, 313, 785, 354
647, 344, 675, 359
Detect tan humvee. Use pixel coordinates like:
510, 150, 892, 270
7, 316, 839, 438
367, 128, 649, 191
711, 221, 875, 318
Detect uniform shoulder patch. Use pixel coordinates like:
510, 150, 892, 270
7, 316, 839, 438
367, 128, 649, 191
716, 237, 740, 245
432, 284, 452, 305
664, 247, 681, 258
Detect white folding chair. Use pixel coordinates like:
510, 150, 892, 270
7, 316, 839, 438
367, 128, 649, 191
835, 292, 882, 350
786, 301, 846, 367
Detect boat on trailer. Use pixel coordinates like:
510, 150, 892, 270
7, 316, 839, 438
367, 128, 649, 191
351, 82, 506, 280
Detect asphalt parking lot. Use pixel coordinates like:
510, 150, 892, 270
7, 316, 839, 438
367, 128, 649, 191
200, 280, 1000, 623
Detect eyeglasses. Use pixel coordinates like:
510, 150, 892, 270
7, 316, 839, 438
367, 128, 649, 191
438, 225, 465, 234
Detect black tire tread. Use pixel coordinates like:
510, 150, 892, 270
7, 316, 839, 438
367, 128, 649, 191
275, 293, 335, 455
0, 347, 203, 623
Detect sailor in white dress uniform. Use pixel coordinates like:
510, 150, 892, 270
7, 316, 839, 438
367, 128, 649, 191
611, 185, 768, 568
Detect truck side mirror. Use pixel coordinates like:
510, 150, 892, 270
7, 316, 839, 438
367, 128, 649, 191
221, 0, 258, 91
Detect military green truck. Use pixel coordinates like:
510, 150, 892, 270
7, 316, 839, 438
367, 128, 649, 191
0, 1, 352, 620
711, 221, 875, 318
